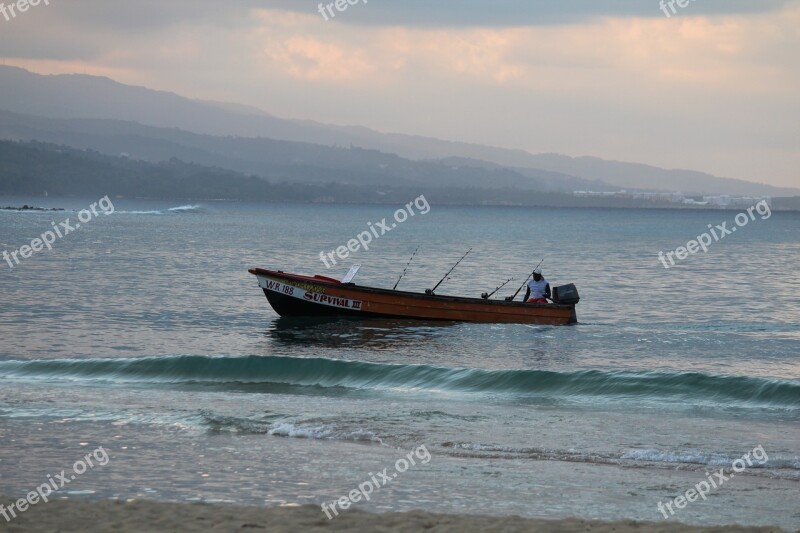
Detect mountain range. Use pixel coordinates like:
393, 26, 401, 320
0, 65, 796, 198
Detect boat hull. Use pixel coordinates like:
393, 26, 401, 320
249, 268, 577, 325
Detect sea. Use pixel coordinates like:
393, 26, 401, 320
1, 197, 798, 528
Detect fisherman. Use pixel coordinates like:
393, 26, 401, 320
524, 267, 551, 303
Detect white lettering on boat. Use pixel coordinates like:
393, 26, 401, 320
258, 276, 361, 310
303, 291, 362, 309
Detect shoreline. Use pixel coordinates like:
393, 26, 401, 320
2, 194, 799, 213
0, 204, 64, 211
1, 497, 791, 532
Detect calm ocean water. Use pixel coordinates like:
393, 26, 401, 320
1, 198, 798, 527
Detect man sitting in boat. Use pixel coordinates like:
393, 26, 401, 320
524, 268, 551, 304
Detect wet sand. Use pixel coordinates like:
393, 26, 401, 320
0, 497, 791, 532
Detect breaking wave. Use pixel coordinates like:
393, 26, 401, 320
116, 204, 204, 215
0, 355, 797, 410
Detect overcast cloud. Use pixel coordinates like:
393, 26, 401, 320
0, 0, 797, 187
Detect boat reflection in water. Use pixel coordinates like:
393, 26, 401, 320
264, 315, 459, 353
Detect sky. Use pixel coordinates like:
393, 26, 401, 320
0, 0, 798, 188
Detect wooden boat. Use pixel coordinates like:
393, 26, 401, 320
248, 268, 579, 325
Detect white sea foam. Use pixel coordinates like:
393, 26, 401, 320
621, 448, 766, 467
167, 204, 202, 213
115, 204, 203, 215
267, 422, 380, 443
450, 442, 518, 453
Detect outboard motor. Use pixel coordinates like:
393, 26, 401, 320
552, 284, 580, 306
552, 283, 580, 324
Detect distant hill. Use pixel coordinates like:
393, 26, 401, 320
9, 140, 781, 209
0, 65, 796, 197
505, 153, 799, 198
0, 110, 603, 193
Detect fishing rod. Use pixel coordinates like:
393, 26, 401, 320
393, 246, 419, 290
505, 257, 544, 302
481, 277, 513, 300
426, 247, 472, 295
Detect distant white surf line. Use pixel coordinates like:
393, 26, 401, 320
115, 204, 203, 215
1, 204, 204, 215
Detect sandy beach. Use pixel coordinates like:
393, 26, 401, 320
1, 497, 792, 533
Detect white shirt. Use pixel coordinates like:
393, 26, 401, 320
526, 277, 549, 299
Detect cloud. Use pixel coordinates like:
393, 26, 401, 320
267, 0, 791, 26
0, 1, 797, 186
264, 36, 377, 82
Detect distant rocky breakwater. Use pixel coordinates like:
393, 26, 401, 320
1, 205, 64, 211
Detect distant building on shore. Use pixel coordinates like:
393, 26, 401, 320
573, 190, 771, 207
702, 195, 772, 207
